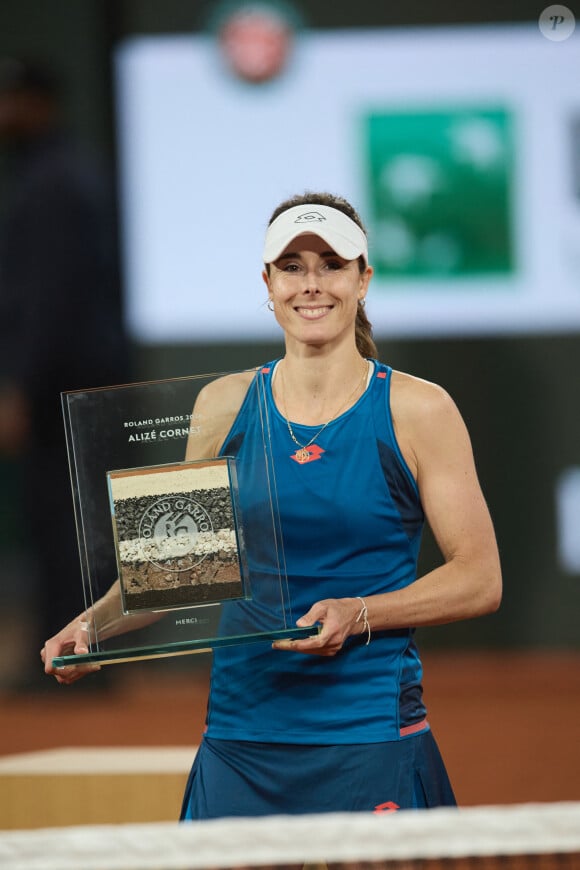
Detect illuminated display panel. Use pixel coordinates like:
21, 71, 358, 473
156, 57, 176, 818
115, 25, 580, 341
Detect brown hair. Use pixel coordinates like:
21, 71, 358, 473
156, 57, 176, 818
267, 191, 378, 359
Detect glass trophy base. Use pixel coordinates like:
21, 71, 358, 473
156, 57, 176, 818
52, 625, 319, 668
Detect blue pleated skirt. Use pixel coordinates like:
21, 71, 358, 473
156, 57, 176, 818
181, 730, 455, 820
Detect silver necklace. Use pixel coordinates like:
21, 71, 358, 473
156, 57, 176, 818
280, 360, 368, 464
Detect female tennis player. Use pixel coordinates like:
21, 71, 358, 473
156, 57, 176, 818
42, 191, 501, 817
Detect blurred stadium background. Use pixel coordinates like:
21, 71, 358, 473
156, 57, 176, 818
0, 0, 578, 837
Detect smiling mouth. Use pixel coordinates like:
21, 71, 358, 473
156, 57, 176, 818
295, 305, 333, 319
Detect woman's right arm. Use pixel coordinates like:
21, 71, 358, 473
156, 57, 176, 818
41, 580, 159, 684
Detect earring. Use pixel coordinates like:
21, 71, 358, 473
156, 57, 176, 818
359, 298, 366, 308
267, 300, 274, 311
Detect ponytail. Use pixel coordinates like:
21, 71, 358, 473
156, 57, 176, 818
355, 300, 378, 359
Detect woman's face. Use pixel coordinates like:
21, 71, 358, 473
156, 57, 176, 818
263, 233, 372, 350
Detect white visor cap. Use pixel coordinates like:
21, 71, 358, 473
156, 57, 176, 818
263, 204, 368, 265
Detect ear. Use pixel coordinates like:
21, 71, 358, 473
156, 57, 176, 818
358, 265, 373, 302
262, 269, 274, 304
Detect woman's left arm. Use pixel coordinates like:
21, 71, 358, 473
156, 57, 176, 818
275, 376, 501, 655
370, 377, 502, 629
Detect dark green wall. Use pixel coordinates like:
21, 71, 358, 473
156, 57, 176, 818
0, 1, 112, 151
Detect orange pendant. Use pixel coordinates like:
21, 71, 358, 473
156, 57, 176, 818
290, 445, 325, 464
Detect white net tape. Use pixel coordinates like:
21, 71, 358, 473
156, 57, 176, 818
0, 802, 579, 870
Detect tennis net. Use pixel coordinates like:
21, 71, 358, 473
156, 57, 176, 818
0, 802, 579, 870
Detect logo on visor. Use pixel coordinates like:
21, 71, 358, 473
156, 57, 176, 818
294, 211, 326, 224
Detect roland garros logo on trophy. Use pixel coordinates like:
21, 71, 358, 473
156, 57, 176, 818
138, 495, 213, 572
108, 459, 246, 613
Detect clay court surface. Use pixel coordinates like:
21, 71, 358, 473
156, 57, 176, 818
1, 650, 578, 808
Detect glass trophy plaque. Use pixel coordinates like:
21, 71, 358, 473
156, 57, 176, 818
53, 369, 315, 668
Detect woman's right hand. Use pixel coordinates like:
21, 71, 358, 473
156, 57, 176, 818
40, 616, 101, 685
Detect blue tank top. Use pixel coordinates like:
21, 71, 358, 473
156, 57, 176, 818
206, 359, 427, 744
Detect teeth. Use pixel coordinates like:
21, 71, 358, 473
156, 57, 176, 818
298, 307, 330, 319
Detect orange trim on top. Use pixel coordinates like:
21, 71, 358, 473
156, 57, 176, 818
376, 371, 387, 379
399, 718, 429, 737
261, 367, 271, 374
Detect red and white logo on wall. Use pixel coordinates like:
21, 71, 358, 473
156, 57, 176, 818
215, 1, 299, 83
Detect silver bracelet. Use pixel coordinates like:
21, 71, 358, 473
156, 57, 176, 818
355, 596, 371, 646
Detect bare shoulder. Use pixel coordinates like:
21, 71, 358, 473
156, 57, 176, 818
186, 368, 257, 460
390, 369, 459, 424
389, 370, 469, 476
196, 369, 257, 414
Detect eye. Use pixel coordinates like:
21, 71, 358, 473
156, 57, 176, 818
281, 262, 302, 273
323, 258, 344, 271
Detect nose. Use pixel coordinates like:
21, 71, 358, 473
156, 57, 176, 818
303, 266, 322, 294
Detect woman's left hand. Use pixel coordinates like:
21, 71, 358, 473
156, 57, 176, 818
272, 597, 366, 656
